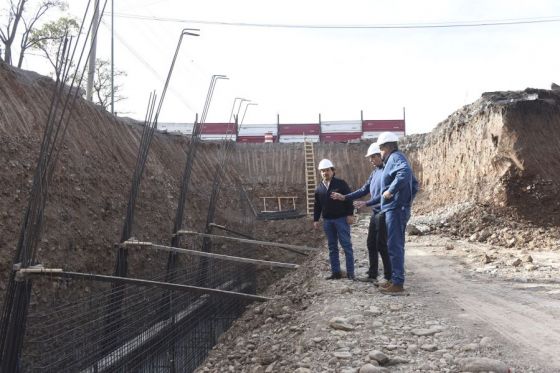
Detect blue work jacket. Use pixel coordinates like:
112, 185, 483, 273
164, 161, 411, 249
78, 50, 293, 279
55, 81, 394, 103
344, 167, 383, 215
380, 150, 419, 212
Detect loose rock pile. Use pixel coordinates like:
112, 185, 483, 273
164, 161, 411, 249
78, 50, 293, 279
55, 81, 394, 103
410, 203, 560, 252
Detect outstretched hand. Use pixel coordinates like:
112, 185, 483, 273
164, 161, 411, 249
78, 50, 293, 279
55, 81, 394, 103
330, 192, 345, 201
353, 200, 366, 209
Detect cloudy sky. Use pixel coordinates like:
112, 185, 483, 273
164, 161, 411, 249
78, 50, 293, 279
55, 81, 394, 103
16, 0, 560, 134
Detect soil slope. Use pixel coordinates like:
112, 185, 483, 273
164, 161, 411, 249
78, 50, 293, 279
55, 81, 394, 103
0, 62, 372, 302
404, 89, 560, 227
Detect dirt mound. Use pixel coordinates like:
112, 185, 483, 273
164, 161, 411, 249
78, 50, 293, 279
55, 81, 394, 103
404, 88, 560, 229
410, 203, 560, 252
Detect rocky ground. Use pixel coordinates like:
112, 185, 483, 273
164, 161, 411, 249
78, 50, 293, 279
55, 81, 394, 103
408, 203, 560, 285
410, 202, 560, 253
195, 211, 560, 373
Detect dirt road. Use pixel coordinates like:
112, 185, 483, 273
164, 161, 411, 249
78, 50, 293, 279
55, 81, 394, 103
407, 242, 560, 373
196, 220, 560, 372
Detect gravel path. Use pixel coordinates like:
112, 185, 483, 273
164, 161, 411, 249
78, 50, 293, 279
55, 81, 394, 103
195, 215, 560, 372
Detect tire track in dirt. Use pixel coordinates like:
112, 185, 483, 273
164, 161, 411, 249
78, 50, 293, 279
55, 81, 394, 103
407, 246, 560, 372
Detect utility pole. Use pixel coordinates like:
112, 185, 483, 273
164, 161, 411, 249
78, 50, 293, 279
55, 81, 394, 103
403, 106, 406, 135
111, 0, 114, 113
86, 0, 100, 102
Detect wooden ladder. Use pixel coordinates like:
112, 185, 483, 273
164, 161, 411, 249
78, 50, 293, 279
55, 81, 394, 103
304, 141, 317, 215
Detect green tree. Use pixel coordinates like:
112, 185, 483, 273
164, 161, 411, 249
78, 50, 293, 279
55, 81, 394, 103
29, 16, 78, 71
31, 18, 127, 112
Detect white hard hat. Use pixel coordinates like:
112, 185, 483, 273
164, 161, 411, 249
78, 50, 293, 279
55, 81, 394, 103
376, 131, 399, 146
365, 143, 381, 157
318, 159, 335, 170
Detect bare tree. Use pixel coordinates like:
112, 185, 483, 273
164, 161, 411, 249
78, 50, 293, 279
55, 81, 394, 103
0, 0, 66, 66
0, 0, 27, 64
17, 0, 66, 67
92, 58, 127, 111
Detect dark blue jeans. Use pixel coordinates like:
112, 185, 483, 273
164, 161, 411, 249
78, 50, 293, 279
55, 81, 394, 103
385, 206, 411, 286
323, 216, 354, 276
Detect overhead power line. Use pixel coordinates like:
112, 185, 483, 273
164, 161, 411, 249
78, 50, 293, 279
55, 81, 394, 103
98, 19, 197, 114
108, 13, 560, 29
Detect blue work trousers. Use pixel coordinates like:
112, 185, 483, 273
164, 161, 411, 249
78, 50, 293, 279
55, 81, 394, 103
385, 206, 411, 286
323, 216, 354, 276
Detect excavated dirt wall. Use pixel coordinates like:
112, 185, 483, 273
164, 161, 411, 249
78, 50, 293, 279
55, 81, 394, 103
232, 142, 370, 187
232, 142, 371, 213
0, 63, 374, 304
0, 63, 260, 302
404, 89, 560, 227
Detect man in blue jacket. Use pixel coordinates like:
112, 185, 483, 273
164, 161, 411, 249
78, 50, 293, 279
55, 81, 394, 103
376, 132, 419, 295
313, 159, 355, 280
331, 143, 391, 286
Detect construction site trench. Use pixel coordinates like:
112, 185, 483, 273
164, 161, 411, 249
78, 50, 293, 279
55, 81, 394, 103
1, 61, 560, 373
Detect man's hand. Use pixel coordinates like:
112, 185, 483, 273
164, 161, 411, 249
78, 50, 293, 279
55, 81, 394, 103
313, 221, 320, 230
346, 216, 355, 225
383, 190, 393, 200
353, 200, 366, 209
331, 192, 345, 201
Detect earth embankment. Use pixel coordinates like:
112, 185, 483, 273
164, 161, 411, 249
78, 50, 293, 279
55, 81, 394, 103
404, 89, 560, 229
0, 62, 372, 300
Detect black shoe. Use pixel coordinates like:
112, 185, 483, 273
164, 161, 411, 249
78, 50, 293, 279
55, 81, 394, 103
357, 276, 377, 283
347, 274, 356, 281
325, 273, 342, 280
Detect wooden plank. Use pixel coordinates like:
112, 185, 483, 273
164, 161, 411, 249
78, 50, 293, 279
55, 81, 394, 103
176, 230, 318, 255
123, 240, 299, 269
260, 196, 299, 213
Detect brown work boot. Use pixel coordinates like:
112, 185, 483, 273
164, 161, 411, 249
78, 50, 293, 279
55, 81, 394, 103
377, 280, 392, 289
380, 283, 405, 295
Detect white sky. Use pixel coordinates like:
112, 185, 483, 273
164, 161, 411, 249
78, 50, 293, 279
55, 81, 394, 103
15, 0, 560, 134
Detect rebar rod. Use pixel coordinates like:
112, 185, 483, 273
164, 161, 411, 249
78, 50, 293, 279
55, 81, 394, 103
123, 240, 299, 269
18, 270, 271, 302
